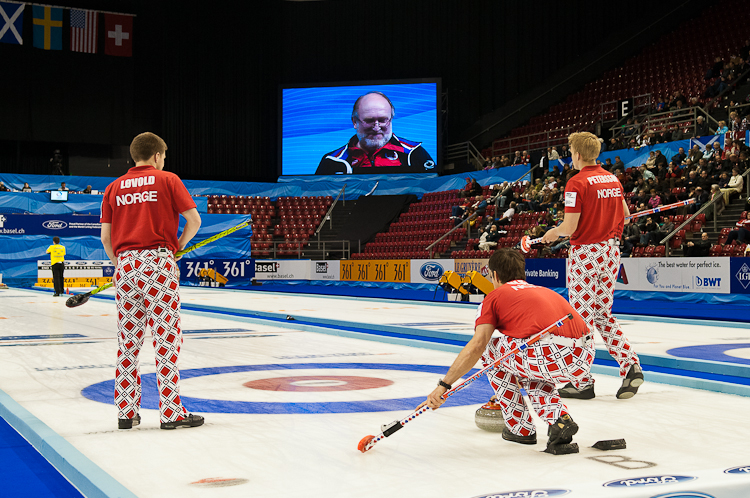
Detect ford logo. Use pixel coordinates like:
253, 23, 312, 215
603, 475, 695, 487
724, 465, 750, 474
420, 262, 444, 281
42, 220, 68, 230
471, 490, 569, 498
647, 493, 715, 498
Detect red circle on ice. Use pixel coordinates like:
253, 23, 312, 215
243, 375, 393, 392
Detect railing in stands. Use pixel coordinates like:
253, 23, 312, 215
271, 239, 350, 260
659, 167, 750, 256
705, 66, 750, 113
446, 141, 485, 170
609, 105, 720, 144
315, 183, 346, 238
424, 163, 539, 258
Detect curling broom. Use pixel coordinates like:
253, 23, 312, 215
65, 219, 251, 308
519, 198, 696, 253
357, 313, 573, 453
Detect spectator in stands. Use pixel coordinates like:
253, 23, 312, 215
638, 216, 657, 245
83, 185, 92, 194
726, 212, 750, 244
669, 92, 687, 110
0, 182, 9, 192
647, 189, 661, 209
495, 201, 516, 227
653, 150, 668, 169
685, 171, 700, 191
559, 145, 571, 158
547, 147, 559, 161
513, 151, 523, 165
647, 215, 674, 246
716, 120, 729, 135
59, 182, 68, 191
688, 187, 709, 215
671, 147, 687, 165
671, 127, 684, 142
546, 235, 570, 255
315, 91, 434, 175
521, 150, 531, 164
613, 156, 625, 171
731, 112, 747, 142
722, 167, 744, 204
478, 224, 501, 252
684, 232, 711, 257
664, 163, 681, 189
640, 165, 656, 182
608, 137, 622, 151
688, 145, 703, 164
697, 169, 712, 191
621, 218, 640, 257
656, 128, 670, 144
706, 57, 725, 80
722, 138, 739, 161
21, 182, 32, 192
695, 116, 709, 138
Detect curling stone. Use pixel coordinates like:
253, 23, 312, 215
475, 396, 506, 432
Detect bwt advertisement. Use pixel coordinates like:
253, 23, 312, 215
616, 257, 731, 294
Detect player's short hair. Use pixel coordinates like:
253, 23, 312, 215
53, 236, 60, 244
351, 92, 395, 121
488, 248, 525, 284
568, 132, 601, 162
130, 132, 167, 163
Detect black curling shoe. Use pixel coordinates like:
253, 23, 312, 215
616, 364, 644, 399
118, 414, 141, 429
160, 413, 205, 430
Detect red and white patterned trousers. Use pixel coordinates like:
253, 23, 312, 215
115, 249, 188, 423
568, 243, 640, 384
481, 336, 594, 437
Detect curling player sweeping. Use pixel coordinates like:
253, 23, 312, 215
423, 249, 595, 455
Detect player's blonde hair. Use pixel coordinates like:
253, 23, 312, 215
568, 132, 601, 163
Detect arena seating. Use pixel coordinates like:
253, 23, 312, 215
486, 0, 750, 157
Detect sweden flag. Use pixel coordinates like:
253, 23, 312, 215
33, 5, 62, 50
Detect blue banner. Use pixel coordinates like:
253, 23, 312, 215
524, 258, 566, 288
0, 214, 101, 236
730, 257, 750, 294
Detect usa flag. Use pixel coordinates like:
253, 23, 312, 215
70, 9, 97, 53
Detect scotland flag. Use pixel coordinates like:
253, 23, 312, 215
0, 1, 24, 45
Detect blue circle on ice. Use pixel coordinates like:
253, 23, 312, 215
80, 362, 494, 414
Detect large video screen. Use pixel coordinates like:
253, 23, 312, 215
281, 79, 440, 176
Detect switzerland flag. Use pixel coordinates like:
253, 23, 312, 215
104, 13, 132, 57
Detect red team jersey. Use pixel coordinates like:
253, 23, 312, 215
475, 280, 587, 339
564, 165, 625, 245
101, 165, 196, 256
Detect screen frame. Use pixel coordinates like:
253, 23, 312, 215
50, 190, 69, 202
278, 77, 442, 178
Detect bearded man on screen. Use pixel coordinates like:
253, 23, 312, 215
315, 91, 435, 175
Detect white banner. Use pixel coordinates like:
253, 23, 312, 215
409, 259, 454, 284
37, 260, 113, 279
310, 261, 340, 281
253, 260, 311, 280
616, 257, 730, 294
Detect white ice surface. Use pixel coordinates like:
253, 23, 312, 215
0, 287, 749, 498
